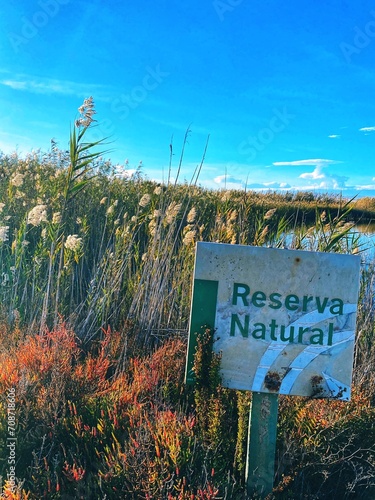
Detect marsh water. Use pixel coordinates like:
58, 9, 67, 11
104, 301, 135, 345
355, 223, 375, 263
284, 222, 375, 263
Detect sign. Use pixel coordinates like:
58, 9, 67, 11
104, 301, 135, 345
186, 242, 361, 400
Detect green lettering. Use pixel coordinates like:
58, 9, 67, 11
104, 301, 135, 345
330, 299, 344, 315
280, 325, 295, 342
269, 292, 282, 309
252, 322, 266, 339
252, 290, 266, 307
302, 295, 314, 312
230, 313, 249, 337
269, 319, 279, 340
327, 322, 334, 345
298, 326, 310, 343
310, 327, 324, 345
232, 283, 250, 306
316, 296, 329, 313
285, 294, 299, 311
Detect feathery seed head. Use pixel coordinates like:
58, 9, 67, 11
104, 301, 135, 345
165, 202, 181, 224
228, 209, 238, 222
183, 230, 196, 246
10, 173, 24, 187
139, 193, 151, 207
65, 234, 83, 252
264, 208, 277, 220
27, 205, 48, 226
0, 226, 9, 242
52, 212, 62, 225
75, 96, 96, 128
187, 207, 197, 223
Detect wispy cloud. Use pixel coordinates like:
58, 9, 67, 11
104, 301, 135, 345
359, 126, 375, 133
214, 174, 243, 185
273, 158, 339, 167
357, 184, 375, 190
328, 134, 340, 139
211, 178, 292, 191
0, 75, 111, 100
246, 181, 291, 190
0, 130, 35, 154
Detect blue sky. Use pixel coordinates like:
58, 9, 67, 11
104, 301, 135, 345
1, 0, 375, 196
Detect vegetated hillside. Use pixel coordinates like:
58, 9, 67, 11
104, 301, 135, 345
0, 105, 374, 498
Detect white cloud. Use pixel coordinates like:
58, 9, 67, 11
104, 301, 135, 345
214, 174, 243, 185
246, 181, 291, 190
359, 126, 375, 133
273, 158, 339, 167
328, 134, 340, 139
357, 184, 375, 190
0, 75, 110, 100
299, 165, 348, 190
273, 158, 348, 190
264, 181, 291, 189
300, 169, 325, 181
1, 80, 28, 90
208, 179, 293, 191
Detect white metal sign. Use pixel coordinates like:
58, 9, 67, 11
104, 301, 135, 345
186, 242, 361, 400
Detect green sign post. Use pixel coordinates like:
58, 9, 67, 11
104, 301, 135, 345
185, 242, 361, 497
246, 392, 279, 496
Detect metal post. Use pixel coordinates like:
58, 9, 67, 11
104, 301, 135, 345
245, 392, 279, 497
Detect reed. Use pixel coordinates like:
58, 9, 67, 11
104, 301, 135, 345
1, 100, 375, 498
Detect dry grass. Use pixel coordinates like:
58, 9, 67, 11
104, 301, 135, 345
1, 100, 375, 498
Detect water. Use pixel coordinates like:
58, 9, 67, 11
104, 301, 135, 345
354, 223, 375, 263
283, 223, 375, 264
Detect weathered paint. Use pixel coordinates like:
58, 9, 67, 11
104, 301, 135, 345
246, 392, 279, 496
185, 278, 218, 384
187, 242, 361, 400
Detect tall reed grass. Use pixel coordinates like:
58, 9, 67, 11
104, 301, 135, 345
0, 102, 367, 346
0, 99, 374, 498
